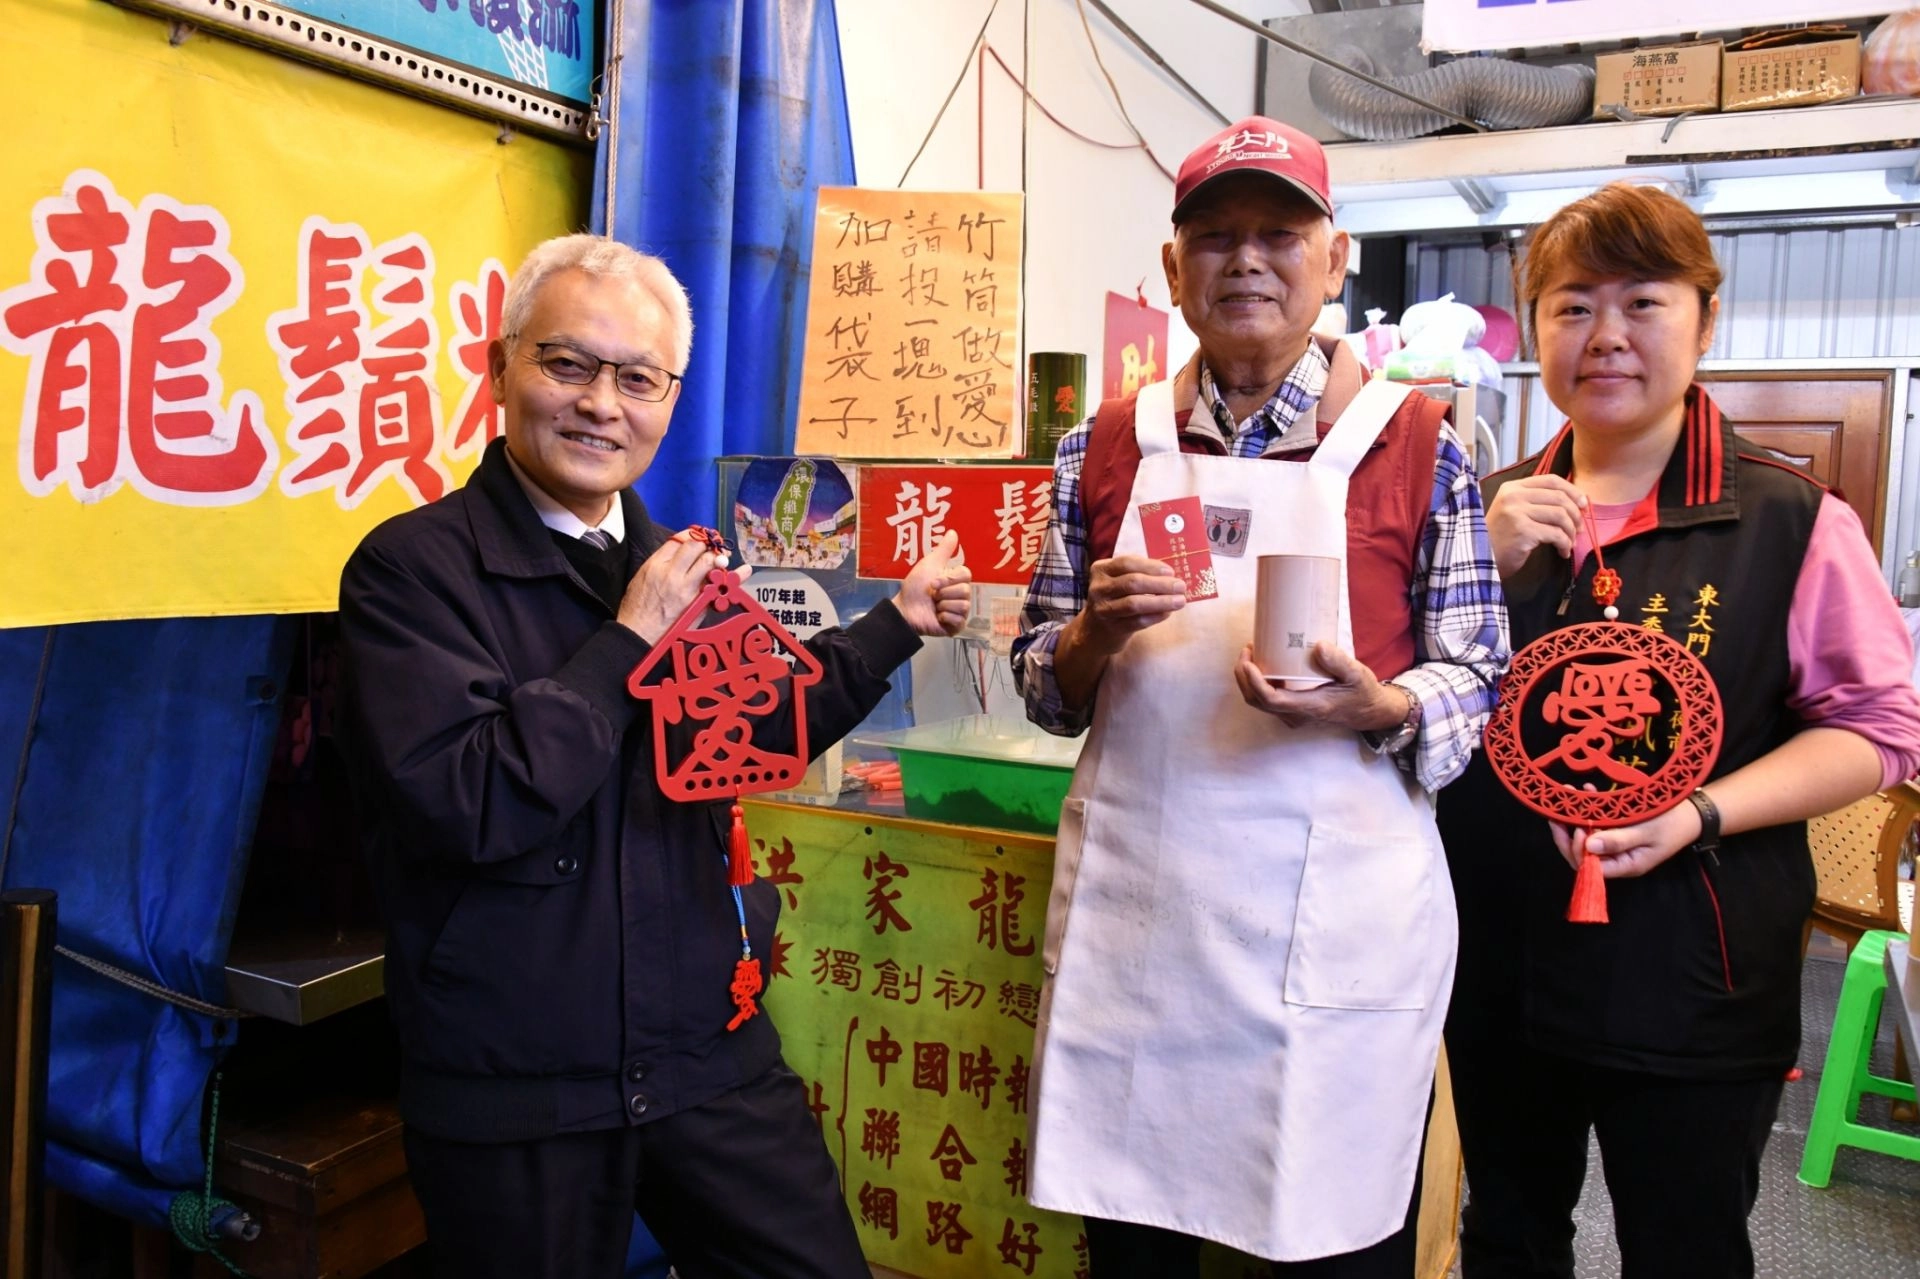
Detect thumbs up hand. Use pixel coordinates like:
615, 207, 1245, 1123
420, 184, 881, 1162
893, 530, 973, 637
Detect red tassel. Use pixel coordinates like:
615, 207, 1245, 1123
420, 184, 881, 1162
1566, 850, 1609, 924
727, 802, 753, 887
726, 956, 763, 1031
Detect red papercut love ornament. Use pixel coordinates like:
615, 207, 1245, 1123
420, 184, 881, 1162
626, 565, 823, 821
1485, 621, 1723, 924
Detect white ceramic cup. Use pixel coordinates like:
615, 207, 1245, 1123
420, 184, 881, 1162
1253, 554, 1340, 689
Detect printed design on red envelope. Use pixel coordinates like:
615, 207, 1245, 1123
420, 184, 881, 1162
1138, 496, 1217, 601
1203, 504, 1251, 558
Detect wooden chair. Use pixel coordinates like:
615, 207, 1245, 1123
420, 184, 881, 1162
1805, 780, 1920, 1120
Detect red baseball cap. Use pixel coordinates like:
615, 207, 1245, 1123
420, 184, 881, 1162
1172, 116, 1332, 223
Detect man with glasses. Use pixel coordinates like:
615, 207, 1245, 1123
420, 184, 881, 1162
338, 234, 970, 1279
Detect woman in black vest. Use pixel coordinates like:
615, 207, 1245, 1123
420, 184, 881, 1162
1440, 183, 1920, 1278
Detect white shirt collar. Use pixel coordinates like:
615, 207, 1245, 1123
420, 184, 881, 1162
503, 447, 627, 544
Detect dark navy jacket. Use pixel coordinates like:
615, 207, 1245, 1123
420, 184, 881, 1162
1442, 389, 1825, 1080
339, 438, 919, 1140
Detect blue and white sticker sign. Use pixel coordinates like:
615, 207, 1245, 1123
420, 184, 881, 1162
282, 1, 597, 104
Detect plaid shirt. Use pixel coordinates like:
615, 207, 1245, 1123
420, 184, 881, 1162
1010, 353, 1509, 792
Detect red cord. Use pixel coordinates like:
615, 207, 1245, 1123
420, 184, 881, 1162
1580, 499, 1622, 609
982, 45, 1175, 182
1696, 863, 1735, 993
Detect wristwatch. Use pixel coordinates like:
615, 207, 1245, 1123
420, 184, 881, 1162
1686, 788, 1722, 860
1364, 682, 1422, 756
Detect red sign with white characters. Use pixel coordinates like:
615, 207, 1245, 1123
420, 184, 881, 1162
856, 465, 1052, 586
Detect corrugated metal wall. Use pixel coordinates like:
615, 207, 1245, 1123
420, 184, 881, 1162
1408, 226, 1920, 578
1411, 226, 1920, 361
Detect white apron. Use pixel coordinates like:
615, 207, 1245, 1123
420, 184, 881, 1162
1027, 376, 1457, 1261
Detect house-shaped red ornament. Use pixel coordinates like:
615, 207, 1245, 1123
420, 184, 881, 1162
627, 567, 823, 886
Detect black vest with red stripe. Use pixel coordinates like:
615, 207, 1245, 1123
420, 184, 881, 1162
1441, 386, 1827, 1079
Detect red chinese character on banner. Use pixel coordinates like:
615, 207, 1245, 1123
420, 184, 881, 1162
858, 1182, 899, 1240
757, 835, 805, 910
930, 1123, 976, 1181
1004, 1054, 1030, 1115
803, 1078, 829, 1128
958, 1046, 999, 1110
861, 1107, 902, 1168
912, 1041, 951, 1096
925, 1201, 973, 1255
1002, 1137, 1028, 1197
997, 1219, 1043, 1275
970, 868, 1036, 955
863, 852, 914, 934
269, 217, 449, 506
446, 258, 506, 457
867, 1025, 903, 1086
0, 171, 276, 504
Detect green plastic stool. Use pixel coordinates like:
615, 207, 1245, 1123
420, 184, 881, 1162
1798, 929, 1920, 1187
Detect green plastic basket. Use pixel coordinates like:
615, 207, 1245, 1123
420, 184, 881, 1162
852, 716, 1083, 834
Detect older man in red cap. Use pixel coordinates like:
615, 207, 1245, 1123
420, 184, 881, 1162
1011, 118, 1508, 1276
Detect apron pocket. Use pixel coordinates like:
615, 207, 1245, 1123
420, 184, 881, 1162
1283, 823, 1433, 1011
1042, 798, 1089, 976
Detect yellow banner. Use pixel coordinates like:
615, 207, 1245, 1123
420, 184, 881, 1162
750, 801, 1080, 1277
751, 799, 1463, 1279
794, 188, 1023, 460
0, 0, 587, 627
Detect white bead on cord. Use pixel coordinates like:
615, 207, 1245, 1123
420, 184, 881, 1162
1603, 605, 1619, 620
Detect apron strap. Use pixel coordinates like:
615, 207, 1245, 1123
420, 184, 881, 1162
1133, 377, 1180, 458
1310, 379, 1415, 480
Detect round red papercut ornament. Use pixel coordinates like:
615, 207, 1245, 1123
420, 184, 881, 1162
1485, 621, 1722, 829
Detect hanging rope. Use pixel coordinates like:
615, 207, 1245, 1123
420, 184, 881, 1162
168, 1071, 253, 1276
1072, 0, 1175, 182
55, 944, 251, 1021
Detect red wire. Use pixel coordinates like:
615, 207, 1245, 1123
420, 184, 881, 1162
1579, 497, 1609, 580
983, 44, 1174, 182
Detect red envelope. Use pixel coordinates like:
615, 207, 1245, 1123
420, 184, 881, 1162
1137, 496, 1218, 602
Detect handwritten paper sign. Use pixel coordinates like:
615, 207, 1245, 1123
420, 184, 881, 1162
795, 189, 1024, 459
855, 465, 1052, 587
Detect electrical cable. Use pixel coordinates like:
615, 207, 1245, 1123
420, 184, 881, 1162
898, 0, 1001, 187
1084, 0, 1230, 127
984, 47, 1140, 152
1073, 0, 1176, 183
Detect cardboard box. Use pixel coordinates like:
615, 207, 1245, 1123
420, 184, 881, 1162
1721, 28, 1861, 112
1593, 41, 1722, 119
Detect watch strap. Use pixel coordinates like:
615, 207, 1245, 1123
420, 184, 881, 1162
1686, 788, 1721, 856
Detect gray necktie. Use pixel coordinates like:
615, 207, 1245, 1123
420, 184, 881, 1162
580, 528, 613, 551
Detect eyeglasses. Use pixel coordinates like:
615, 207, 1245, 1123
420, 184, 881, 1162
525, 342, 682, 403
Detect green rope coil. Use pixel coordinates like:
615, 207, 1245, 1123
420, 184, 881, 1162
168, 1070, 252, 1277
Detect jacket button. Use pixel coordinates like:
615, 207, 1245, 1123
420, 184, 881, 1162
628, 1093, 649, 1117
554, 855, 580, 875
627, 1063, 647, 1083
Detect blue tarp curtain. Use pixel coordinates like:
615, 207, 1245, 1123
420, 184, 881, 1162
593, 0, 857, 530
1, 617, 295, 1229
3, 0, 855, 1249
